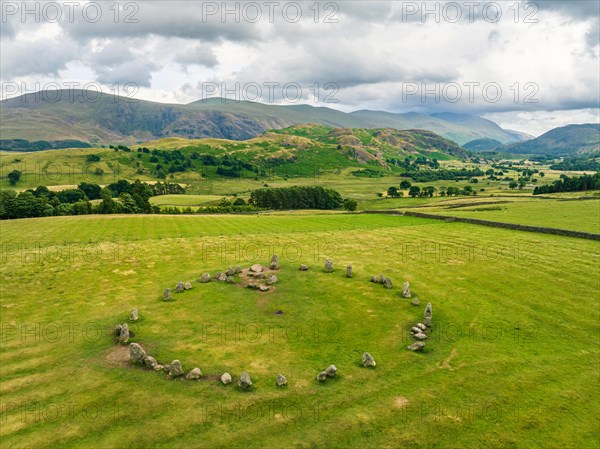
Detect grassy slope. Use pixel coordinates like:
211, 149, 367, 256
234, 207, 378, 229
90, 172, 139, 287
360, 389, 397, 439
1, 214, 598, 448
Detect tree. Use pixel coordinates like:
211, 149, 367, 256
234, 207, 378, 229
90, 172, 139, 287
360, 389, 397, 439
400, 180, 412, 189
78, 182, 102, 200
387, 186, 400, 197
408, 186, 421, 197
343, 198, 358, 211
233, 198, 246, 206
508, 180, 518, 190
8, 170, 22, 185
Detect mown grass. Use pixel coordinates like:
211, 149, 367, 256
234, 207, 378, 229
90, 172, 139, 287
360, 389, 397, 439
0, 213, 598, 448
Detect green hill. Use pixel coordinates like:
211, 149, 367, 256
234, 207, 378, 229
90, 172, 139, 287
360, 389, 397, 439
1, 90, 527, 146
502, 124, 600, 156
463, 138, 504, 152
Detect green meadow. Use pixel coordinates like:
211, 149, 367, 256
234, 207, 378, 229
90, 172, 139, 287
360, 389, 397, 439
1, 212, 598, 448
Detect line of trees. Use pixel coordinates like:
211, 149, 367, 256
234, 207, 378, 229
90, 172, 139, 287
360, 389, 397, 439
533, 173, 600, 195
249, 186, 344, 210
401, 168, 484, 182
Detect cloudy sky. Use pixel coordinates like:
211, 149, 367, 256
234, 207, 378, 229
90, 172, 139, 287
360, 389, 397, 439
1, 0, 599, 135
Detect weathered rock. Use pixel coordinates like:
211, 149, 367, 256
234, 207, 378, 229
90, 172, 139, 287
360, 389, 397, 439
416, 323, 426, 331
408, 341, 425, 351
410, 326, 421, 334
168, 360, 184, 377
362, 352, 376, 367
119, 323, 130, 343
175, 282, 185, 293
129, 308, 139, 321
270, 255, 279, 269
259, 285, 270, 292
324, 259, 334, 273
154, 365, 164, 371
325, 364, 337, 377
184, 282, 192, 290
299, 264, 309, 271
250, 264, 263, 273
378, 274, 385, 284
414, 332, 428, 341
129, 343, 146, 363
316, 371, 327, 382
276, 374, 288, 387
226, 276, 235, 284
411, 298, 420, 306
226, 266, 234, 276
238, 371, 253, 390
115, 324, 122, 336
371, 275, 377, 283
200, 273, 211, 283
384, 277, 393, 289
221, 372, 232, 385
402, 281, 411, 298
346, 265, 352, 278
424, 302, 432, 319
185, 367, 202, 380
247, 283, 258, 290
235, 266, 242, 274
266, 274, 278, 285
163, 364, 171, 373
217, 272, 227, 282
143, 356, 158, 369
424, 316, 432, 327
164, 288, 172, 301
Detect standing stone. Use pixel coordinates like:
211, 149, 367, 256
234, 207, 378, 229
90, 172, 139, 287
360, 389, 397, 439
235, 266, 242, 274
378, 274, 385, 284
185, 367, 202, 380
221, 372, 232, 385
129, 343, 146, 363
226, 266, 234, 276
164, 288, 172, 301
316, 371, 327, 382
424, 303, 432, 319
217, 272, 227, 282
184, 282, 192, 290
371, 275, 377, 283
424, 316, 432, 328
276, 374, 288, 387
270, 255, 279, 270
299, 264, 309, 271
411, 298, 420, 306
266, 274, 278, 285
168, 360, 184, 377
200, 273, 211, 283
324, 259, 334, 273
402, 281, 411, 298
226, 276, 235, 284
346, 265, 353, 278
119, 323, 130, 343
129, 308, 139, 322
325, 364, 337, 377
408, 341, 425, 351
384, 277, 393, 289
175, 282, 185, 293
362, 352, 376, 367
411, 326, 422, 335
143, 356, 158, 369
414, 332, 428, 341
416, 323, 426, 331
250, 264, 263, 273
238, 372, 253, 390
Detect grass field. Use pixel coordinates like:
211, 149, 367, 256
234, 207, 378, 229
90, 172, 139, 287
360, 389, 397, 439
1, 212, 598, 448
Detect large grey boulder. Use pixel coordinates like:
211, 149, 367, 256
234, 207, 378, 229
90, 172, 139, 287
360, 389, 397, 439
362, 352, 376, 367
221, 372, 232, 385
276, 374, 288, 387
411, 298, 420, 306
266, 274, 278, 285
168, 360, 184, 377
384, 277, 393, 289
325, 364, 337, 377
346, 265, 352, 278
402, 281, 411, 298
324, 259, 334, 273
185, 367, 202, 380
143, 356, 158, 369
414, 332, 428, 341
119, 323, 130, 344
316, 371, 327, 382
175, 282, 185, 293
408, 341, 425, 351
226, 276, 235, 284
200, 273, 211, 283
129, 343, 146, 363
129, 308, 139, 322
184, 282, 192, 290
239, 371, 253, 390
164, 288, 172, 301
424, 316, 432, 327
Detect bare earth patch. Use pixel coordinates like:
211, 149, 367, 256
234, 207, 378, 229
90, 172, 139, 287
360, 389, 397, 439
439, 347, 458, 370
394, 397, 410, 409
104, 345, 130, 367
236, 265, 279, 294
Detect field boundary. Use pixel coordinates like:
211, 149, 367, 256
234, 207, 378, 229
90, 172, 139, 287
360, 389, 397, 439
363, 210, 600, 241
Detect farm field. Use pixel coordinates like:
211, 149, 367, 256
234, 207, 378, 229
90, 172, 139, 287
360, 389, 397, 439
1, 213, 598, 449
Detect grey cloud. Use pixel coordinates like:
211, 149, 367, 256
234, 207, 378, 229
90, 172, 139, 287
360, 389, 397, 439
94, 60, 158, 88
174, 44, 219, 68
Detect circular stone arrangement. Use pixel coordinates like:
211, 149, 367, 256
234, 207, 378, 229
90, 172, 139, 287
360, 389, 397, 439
117, 257, 434, 389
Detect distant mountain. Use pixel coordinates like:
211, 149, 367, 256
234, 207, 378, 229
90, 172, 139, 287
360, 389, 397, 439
462, 138, 504, 152
502, 124, 600, 156
0, 90, 529, 146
